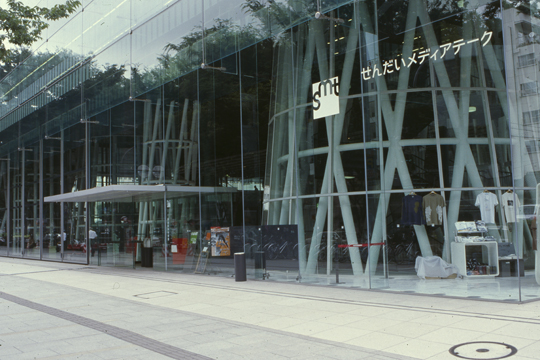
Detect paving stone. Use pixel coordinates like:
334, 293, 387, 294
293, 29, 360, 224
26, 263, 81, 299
3, 259, 537, 360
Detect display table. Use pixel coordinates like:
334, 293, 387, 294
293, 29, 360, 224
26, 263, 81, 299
451, 241, 499, 277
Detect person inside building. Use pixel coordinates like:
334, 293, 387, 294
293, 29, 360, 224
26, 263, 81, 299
89, 228, 98, 257
26, 235, 36, 249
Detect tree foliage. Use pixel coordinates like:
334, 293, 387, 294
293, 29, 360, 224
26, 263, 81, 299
502, 0, 540, 18
0, 0, 81, 64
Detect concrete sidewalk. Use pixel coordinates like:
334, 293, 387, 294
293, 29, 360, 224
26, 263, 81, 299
0, 258, 539, 359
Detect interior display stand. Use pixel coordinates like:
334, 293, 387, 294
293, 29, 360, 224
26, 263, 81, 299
451, 241, 499, 277
497, 242, 523, 277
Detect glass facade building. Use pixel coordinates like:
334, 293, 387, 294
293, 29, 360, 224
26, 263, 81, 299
1, 0, 540, 301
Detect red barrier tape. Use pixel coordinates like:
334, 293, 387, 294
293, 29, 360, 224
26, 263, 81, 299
337, 242, 385, 248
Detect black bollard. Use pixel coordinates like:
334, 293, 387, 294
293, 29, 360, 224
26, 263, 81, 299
234, 252, 247, 281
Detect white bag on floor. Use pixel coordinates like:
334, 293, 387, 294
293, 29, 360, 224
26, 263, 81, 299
415, 256, 459, 279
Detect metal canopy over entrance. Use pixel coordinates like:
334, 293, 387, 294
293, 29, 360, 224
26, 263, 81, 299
44, 185, 232, 203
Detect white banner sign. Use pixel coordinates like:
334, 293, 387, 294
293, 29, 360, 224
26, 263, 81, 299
312, 76, 340, 119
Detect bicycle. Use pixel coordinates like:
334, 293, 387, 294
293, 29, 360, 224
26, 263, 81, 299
265, 240, 298, 260
389, 241, 420, 264
315, 232, 349, 263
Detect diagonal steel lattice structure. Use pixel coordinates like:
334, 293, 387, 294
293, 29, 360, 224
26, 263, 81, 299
264, 0, 535, 277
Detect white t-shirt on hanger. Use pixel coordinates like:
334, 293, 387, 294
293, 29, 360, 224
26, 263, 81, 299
501, 192, 520, 223
475, 192, 498, 224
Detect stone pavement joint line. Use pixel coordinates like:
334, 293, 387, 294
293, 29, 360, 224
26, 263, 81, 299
0, 291, 212, 360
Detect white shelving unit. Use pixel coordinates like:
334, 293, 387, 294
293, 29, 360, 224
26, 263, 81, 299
451, 241, 499, 277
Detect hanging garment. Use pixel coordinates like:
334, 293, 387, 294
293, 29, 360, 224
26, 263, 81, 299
501, 192, 520, 223
423, 193, 445, 226
402, 194, 425, 225
475, 192, 498, 224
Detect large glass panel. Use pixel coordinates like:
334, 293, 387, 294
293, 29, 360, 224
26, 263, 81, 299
0, 156, 7, 256
84, 98, 136, 267
130, 0, 202, 96
10, 146, 23, 257
133, 87, 161, 186
128, 75, 201, 271
0, 122, 15, 257
0, 11, 83, 127
239, 42, 274, 278
372, 187, 521, 301
88, 111, 110, 188
203, 0, 241, 66
110, 102, 136, 185
19, 121, 41, 259
147, 198, 167, 271
45, 7, 84, 67
159, 74, 201, 272
85, 36, 131, 118
131, 0, 169, 28
376, 190, 447, 289
131, 87, 160, 267
341, 99, 376, 193
300, 194, 371, 286
341, 193, 373, 288
447, 190, 519, 301
82, 0, 130, 59
516, 187, 537, 300
358, 0, 512, 299
63, 123, 87, 262
301, 196, 332, 283
89, 201, 134, 268
164, 192, 201, 272
42, 0, 82, 44
195, 51, 242, 277
42, 95, 82, 263
502, 0, 540, 300
42, 134, 63, 261
197, 192, 235, 275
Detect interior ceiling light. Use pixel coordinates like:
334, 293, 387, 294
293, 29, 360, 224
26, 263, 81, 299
469, 106, 476, 113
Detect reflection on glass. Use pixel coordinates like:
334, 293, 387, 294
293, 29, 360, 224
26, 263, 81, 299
2, 0, 540, 302
89, 201, 134, 268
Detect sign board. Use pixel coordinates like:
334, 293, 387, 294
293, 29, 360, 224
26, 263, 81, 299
189, 231, 198, 244
210, 227, 230, 256
312, 76, 340, 119
194, 250, 209, 273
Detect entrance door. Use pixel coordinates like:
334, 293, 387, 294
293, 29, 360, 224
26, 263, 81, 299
88, 201, 135, 268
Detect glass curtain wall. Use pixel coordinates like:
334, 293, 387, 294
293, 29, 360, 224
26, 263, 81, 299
262, 0, 531, 301
2, 0, 540, 301
503, 1, 540, 300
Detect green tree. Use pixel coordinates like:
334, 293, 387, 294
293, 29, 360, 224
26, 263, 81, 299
0, 0, 81, 63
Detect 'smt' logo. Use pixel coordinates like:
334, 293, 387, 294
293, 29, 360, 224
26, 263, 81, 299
312, 76, 340, 119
